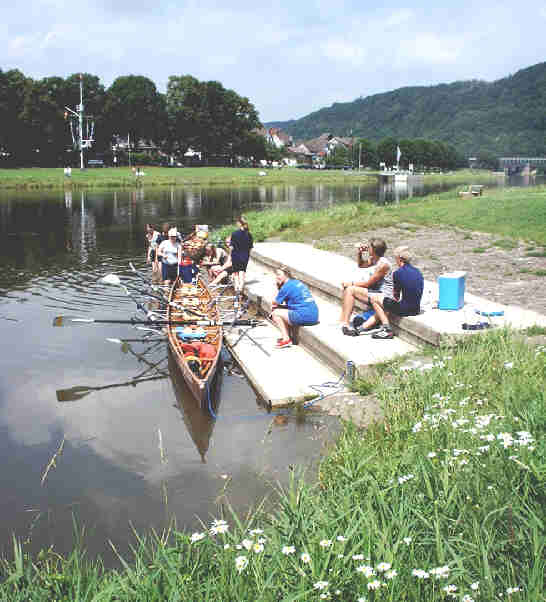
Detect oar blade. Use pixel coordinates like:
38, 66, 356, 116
53, 316, 95, 327
56, 386, 93, 402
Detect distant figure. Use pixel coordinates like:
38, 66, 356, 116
145, 223, 161, 268
228, 216, 253, 294
113, 155, 118, 167
155, 228, 181, 286
64, 166, 72, 177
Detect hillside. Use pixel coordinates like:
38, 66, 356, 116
267, 62, 546, 156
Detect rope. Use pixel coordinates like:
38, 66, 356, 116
303, 369, 347, 409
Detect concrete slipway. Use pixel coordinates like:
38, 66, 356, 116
223, 242, 546, 409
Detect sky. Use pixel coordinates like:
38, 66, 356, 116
3, 1, 546, 123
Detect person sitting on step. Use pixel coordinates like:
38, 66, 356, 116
270, 266, 319, 349
367, 246, 424, 339
339, 238, 393, 336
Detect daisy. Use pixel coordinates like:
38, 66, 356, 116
190, 532, 205, 543
376, 562, 391, 572
320, 539, 333, 548
313, 581, 329, 590
209, 519, 229, 535
281, 545, 295, 555
367, 580, 381, 591
235, 555, 248, 573
301, 552, 311, 564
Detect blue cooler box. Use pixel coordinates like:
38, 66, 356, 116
438, 271, 466, 310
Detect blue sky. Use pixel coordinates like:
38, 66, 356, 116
3, 1, 546, 122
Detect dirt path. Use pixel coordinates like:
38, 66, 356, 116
305, 224, 546, 316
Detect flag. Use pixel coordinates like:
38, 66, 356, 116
396, 146, 401, 163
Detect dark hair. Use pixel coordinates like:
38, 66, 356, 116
161, 222, 171, 233
370, 238, 387, 257
145, 223, 156, 231
238, 216, 250, 231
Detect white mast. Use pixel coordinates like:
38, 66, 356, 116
65, 74, 95, 170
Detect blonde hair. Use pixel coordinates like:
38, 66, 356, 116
238, 216, 250, 231
394, 245, 412, 263
277, 265, 293, 279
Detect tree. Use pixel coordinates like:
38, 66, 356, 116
0, 69, 33, 164
377, 137, 398, 166
165, 75, 205, 156
355, 138, 378, 168
104, 75, 166, 149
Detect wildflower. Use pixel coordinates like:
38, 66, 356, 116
506, 586, 521, 594
313, 581, 329, 590
412, 569, 430, 579
504, 361, 514, 369
356, 565, 375, 578
478, 445, 490, 453
210, 519, 229, 535
403, 537, 412, 545
301, 552, 311, 564
443, 584, 457, 593
352, 554, 365, 560
367, 580, 381, 591
253, 542, 264, 554
320, 539, 333, 547
320, 594, 331, 600
336, 535, 347, 542
257, 537, 267, 544
281, 545, 295, 555
190, 532, 206, 543
498, 432, 514, 448
241, 539, 253, 550
430, 565, 450, 579
412, 422, 422, 433
462, 596, 474, 602
427, 451, 437, 458
357, 598, 367, 602
249, 528, 263, 535
470, 582, 480, 590
235, 555, 248, 573
376, 562, 391, 572
223, 543, 231, 550
385, 569, 398, 579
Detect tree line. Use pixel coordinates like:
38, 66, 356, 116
0, 69, 268, 166
327, 137, 465, 170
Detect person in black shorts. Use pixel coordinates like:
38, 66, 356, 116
211, 217, 253, 292
368, 246, 424, 339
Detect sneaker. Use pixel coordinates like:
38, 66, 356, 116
342, 325, 358, 337
276, 338, 292, 349
372, 327, 394, 340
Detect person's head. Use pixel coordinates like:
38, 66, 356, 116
162, 222, 171, 234
275, 265, 292, 289
145, 223, 156, 234
394, 245, 412, 265
205, 243, 216, 257
369, 238, 387, 260
237, 216, 249, 231
168, 227, 177, 240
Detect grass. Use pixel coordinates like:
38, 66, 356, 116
526, 250, 546, 257
212, 183, 546, 246
0, 166, 379, 190
0, 331, 544, 600
471, 247, 488, 253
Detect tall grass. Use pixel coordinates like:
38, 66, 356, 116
1, 331, 544, 600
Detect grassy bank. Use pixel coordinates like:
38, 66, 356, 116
0, 167, 497, 190
1, 331, 544, 600
0, 166, 379, 190
212, 183, 546, 246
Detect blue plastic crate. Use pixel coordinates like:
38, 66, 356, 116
438, 271, 466, 310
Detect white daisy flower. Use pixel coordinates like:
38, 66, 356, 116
235, 555, 248, 573
281, 545, 295, 555
190, 532, 205, 543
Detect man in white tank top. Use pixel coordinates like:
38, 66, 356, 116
339, 238, 393, 335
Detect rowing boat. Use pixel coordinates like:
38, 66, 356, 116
166, 276, 223, 404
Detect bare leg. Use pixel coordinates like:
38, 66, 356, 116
340, 286, 370, 325
370, 294, 389, 326
271, 308, 291, 341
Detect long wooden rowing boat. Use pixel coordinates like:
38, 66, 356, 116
166, 276, 223, 404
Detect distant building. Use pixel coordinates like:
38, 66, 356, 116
255, 127, 292, 148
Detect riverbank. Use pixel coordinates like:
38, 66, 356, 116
1, 330, 543, 599
0, 166, 497, 190
213, 184, 546, 315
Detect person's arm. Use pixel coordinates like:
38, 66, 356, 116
392, 269, 401, 300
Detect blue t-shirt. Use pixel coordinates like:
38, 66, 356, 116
393, 263, 424, 314
275, 279, 316, 311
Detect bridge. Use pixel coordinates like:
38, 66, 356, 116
498, 157, 546, 175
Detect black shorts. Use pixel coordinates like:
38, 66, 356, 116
383, 297, 418, 317
231, 259, 249, 272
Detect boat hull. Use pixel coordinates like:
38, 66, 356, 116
166, 278, 222, 405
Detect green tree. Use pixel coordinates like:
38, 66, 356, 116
355, 138, 378, 168
104, 75, 166, 149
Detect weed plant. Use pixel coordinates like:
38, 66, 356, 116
0, 330, 543, 600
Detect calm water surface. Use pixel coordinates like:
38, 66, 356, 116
0, 176, 538, 562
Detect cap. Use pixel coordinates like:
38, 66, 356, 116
168, 228, 177, 237
394, 245, 412, 262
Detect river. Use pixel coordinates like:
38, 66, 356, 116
0, 175, 539, 564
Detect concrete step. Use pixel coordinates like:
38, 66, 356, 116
248, 242, 546, 347
223, 320, 341, 408
243, 262, 418, 377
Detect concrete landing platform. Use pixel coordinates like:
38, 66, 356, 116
223, 321, 340, 408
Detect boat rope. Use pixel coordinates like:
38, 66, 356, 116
303, 369, 347, 409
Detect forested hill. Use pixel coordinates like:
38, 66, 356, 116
267, 62, 546, 156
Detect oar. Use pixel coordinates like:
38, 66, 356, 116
53, 315, 264, 327
101, 274, 207, 319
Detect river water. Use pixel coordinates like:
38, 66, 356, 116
0, 175, 537, 563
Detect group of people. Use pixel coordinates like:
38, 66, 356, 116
339, 238, 424, 339
145, 216, 254, 293
145, 220, 423, 348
